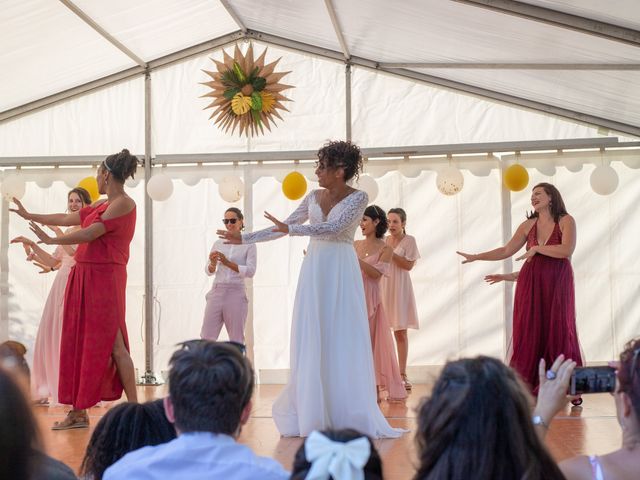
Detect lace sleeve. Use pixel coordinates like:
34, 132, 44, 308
289, 190, 368, 237
242, 193, 312, 244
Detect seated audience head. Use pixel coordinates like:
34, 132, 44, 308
165, 340, 254, 436
0, 340, 30, 379
80, 399, 176, 480
414, 356, 564, 480
616, 337, 640, 433
0, 367, 41, 480
291, 429, 382, 480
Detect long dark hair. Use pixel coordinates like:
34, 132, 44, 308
414, 357, 565, 480
80, 400, 176, 480
526, 183, 568, 223
0, 368, 41, 480
364, 205, 388, 239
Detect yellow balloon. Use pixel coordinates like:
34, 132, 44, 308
503, 164, 529, 192
77, 176, 100, 203
282, 172, 307, 200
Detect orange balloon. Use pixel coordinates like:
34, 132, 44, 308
282, 172, 307, 200
503, 164, 529, 192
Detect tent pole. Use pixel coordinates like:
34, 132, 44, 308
498, 159, 514, 359
345, 63, 352, 141
140, 70, 159, 385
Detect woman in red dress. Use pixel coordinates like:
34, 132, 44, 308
11, 149, 139, 428
457, 183, 583, 393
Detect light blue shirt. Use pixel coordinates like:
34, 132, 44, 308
103, 432, 289, 480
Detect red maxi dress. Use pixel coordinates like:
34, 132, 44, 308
510, 220, 583, 392
58, 202, 136, 409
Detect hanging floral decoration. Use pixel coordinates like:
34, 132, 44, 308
201, 44, 294, 137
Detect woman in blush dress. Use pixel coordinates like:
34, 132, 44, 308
380, 208, 420, 392
355, 205, 407, 402
457, 183, 583, 394
11, 187, 91, 405
202, 207, 257, 344
11, 149, 140, 429
218, 141, 405, 439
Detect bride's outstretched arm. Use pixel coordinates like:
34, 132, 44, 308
288, 190, 368, 237
241, 192, 312, 244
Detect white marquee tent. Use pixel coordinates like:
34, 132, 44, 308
1, 0, 639, 383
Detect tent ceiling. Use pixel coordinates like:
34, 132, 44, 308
1, 0, 639, 136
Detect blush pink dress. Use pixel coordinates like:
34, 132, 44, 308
31, 244, 76, 405
380, 235, 420, 330
357, 246, 407, 401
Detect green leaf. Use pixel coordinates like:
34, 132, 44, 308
232, 62, 246, 83
252, 76, 267, 91
250, 92, 263, 111
251, 109, 262, 125
221, 70, 240, 88
223, 87, 240, 100
247, 66, 260, 83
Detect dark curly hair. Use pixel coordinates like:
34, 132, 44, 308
316, 140, 363, 182
80, 400, 176, 480
68, 187, 92, 206
102, 149, 139, 183
617, 337, 640, 419
414, 356, 565, 480
526, 183, 568, 223
291, 429, 382, 480
364, 205, 388, 239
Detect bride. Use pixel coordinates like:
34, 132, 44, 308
218, 141, 404, 438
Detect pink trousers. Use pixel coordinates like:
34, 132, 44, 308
201, 283, 248, 343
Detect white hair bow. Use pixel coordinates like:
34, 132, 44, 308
304, 430, 371, 480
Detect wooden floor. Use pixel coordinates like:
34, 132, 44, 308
35, 384, 621, 479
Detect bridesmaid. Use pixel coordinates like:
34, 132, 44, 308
380, 207, 420, 392
11, 187, 91, 405
457, 183, 583, 394
202, 207, 257, 344
355, 205, 407, 402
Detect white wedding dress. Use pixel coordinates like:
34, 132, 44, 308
243, 189, 405, 438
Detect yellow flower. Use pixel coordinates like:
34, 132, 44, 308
260, 91, 275, 113
231, 93, 252, 115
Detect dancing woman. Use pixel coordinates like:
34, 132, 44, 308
457, 182, 583, 392
11, 187, 91, 405
380, 207, 420, 391
355, 205, 407, 402
11, 149, 139, 428
218, 141, 404, 439
202, 207, 256, 344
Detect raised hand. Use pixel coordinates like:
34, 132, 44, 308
264, 211, 289, 234
534, 355, 577, 425
11, 235, 35, 248
28, 221, 53, 245
484, 274, 506, 285
456, 251, 476, 264
9, 197, 30, 220
32, 260, 51, 274
516, 246, 537, 262
216, 229, 242, 244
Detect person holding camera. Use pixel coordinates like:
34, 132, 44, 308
535, 340, 640, 480
457, 183, 583, 394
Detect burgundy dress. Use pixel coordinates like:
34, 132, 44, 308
510, 220, 583, 392
58, 202, 136, 409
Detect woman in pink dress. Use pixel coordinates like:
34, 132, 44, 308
11, 188, 91, 405
11, 149, 139, 429
355, 205, 407, 402
380, 207, 420, 391
457, 183, 583, 394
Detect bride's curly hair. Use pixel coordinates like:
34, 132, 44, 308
316, 140, 363, 182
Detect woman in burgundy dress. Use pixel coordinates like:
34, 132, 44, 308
11, 149, 139, 428
457, 182, 583, 393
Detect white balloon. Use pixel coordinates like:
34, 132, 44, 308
590, 165, 619, 195
219, 175, 244, 203
535, 160, 556, 176
564, 158, 583, 173
400, 163, 423, 178
436, 166, 464, 196
126, 176, 141, 188
1, 173, 26, 200
146, 172, 174, 201
182, 172, 203, 187
623, 156, 640, 169
35, 175, 54, 188
355, 175, 379, 202
467, 164, 492, 177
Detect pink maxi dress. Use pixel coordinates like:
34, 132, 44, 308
31, 244, 76, 405
358, 247, 407, 401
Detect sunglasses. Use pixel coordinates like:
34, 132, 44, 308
222, 218, 238, 225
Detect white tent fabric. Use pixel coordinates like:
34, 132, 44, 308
1, 1, 640, 381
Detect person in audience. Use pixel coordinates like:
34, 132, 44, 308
380, 207, 420, 392
290, 429, 383, 480
413, 356, 565, 480
0, 340, 30, 378
0, 365, 76, 480
536, 339, 640, 480
202, 207, 257, 344
80, 399, 176, 480
11, 187, 91, 405
103, 340, 288, 480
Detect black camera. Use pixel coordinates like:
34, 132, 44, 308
569, 366, 616, 395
